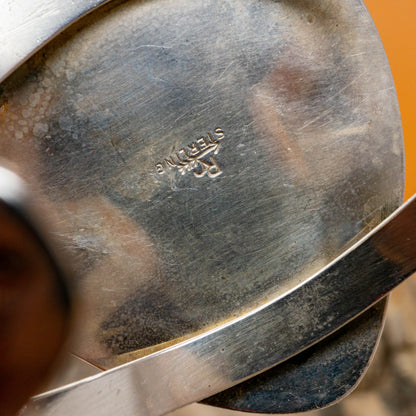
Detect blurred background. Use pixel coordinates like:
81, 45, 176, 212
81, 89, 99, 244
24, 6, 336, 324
169, 1, 416, 415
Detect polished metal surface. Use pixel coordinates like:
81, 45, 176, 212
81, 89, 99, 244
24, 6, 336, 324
205, 298, 387, 413
0, 0, 111, 83
21, 194, 416, 416
0, 0, 404, 413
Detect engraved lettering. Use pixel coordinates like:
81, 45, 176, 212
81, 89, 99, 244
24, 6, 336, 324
176, 148, 190, 163
214, 128, 225, 140
194, 156, 223, 178
156, 163, 165, 174
164, 157, 176, 169
207, 157, 222, 178
155, 127, 225, 179
188, 143, 199, 156
197, 136, 209, 150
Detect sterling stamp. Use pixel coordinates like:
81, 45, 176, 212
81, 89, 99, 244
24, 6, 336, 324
155, 128, 225, 179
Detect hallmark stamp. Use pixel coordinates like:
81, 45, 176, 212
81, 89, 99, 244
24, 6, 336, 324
156, 128, 225, 179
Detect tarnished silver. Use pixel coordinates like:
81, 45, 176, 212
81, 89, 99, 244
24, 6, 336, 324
0, 0, 404, 413
21, 194, 416, 416
0, 0, 111, 83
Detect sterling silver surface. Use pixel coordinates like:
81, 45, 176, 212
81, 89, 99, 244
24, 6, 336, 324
22, 194, 416, 416
0, 0, 111, 83
0, 0, 404, 413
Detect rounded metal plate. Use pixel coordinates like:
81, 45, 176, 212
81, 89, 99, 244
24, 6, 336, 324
0, 0, 403, 412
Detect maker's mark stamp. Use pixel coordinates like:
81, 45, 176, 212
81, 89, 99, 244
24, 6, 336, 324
155, 128, 225, 179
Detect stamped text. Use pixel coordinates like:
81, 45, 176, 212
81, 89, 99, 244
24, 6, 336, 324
156, 128, 225, 179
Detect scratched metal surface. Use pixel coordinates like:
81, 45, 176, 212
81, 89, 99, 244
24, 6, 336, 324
0, 0, 111, 83
0, 0, 403, 412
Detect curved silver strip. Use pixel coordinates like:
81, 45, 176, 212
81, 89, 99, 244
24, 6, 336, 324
23, 194, 416, 416
0, 0, 111, 83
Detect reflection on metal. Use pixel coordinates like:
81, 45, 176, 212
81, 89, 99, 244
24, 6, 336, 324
0, 0, 404, 413
0, 0, 112, 83
24, 195, 416, 416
